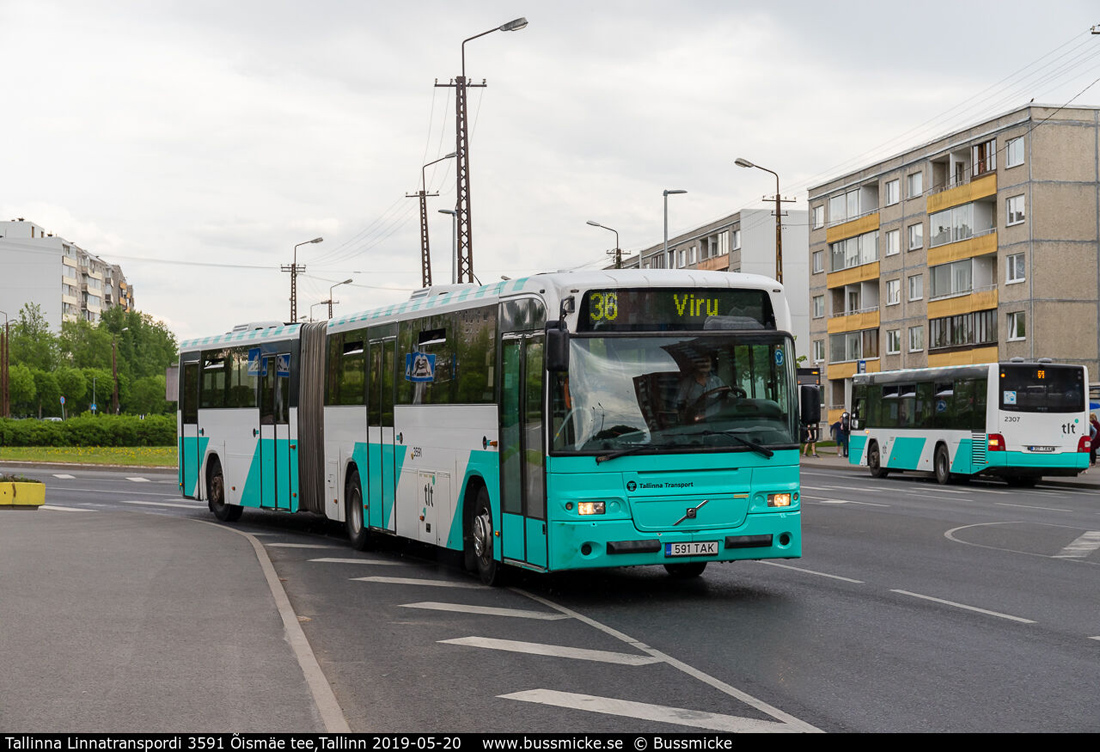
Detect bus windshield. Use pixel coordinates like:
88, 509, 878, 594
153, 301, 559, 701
551, 333, 798, 454
999, 364, 1085, 413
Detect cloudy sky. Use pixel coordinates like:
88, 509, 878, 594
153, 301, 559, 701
4, 0, 1100, 341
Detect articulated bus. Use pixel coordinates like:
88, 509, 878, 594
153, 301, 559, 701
849, 360, 1090, 486
178, 270, 804, 583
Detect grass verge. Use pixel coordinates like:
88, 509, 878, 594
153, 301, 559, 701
0, 446, 177, 467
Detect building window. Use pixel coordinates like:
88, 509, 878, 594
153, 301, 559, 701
907, 171, 923, 198
812, 206, 824, 229
1006, 137, 1025, 168
885, 179, 899, 206
908, 222, 923, 251
973, 138, 996, 177
829, 329, 880, 362
1006, 195, 1026, 226
1007, 311, 1026, 341
731, 230, 741, 250
886, 329, 902, 355
813, 295, 825, 319
908, 273, 923, 301
813, 250, 824, 274
813, 339, 825, 363
930, 310, 997, 350
886, 279, 901, 306
908, 325, 924, 352
829, 230, 879, 272
885, 228, 900, 256
1006, 253, 1025, 284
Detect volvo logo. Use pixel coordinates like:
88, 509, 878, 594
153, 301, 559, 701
673, 499, 710, 526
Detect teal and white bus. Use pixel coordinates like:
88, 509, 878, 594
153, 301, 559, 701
849, 360, 1090, 486
178, 270, 805, 583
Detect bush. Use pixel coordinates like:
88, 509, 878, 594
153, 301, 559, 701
0, 415, 175, 447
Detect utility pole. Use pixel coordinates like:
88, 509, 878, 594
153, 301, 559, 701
409, 153, 456, 288
735, 158, 794, 283
0, 311, 8, 418
283, 237, 323, 323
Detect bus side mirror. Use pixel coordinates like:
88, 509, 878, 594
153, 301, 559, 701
799, 385, 821, 424
546, 324, 570, 372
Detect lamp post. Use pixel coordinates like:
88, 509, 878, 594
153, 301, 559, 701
438, 209, 458, 284
410, 153, 456, 288
447, 17, 528, 284
586, 221, 624, 269
0, 309, 8, 418
663, 189, 687, 267
735, 157, 788, 283
326, 278, 354, 319
283, 237, 323, 322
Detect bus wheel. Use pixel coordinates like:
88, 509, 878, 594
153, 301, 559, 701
664, 562, 707, 578
346, 469, 372, 551
868, 443, 889, 478
470, 486, 503, 586
208, 459, 242, 522
934, 445, 952, 485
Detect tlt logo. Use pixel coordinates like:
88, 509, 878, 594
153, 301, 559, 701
1062, 422, 1077, 435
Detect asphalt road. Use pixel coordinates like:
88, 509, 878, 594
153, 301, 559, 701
4, 461, 1099, 733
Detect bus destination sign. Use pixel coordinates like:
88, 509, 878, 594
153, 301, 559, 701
578, 288, 775, 332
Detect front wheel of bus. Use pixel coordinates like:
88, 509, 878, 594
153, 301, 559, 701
208, 459, 242, 522
470, 487, 502, 586
664, 562, 707, 578
934, 445, 951, 485
346, 469, 372, 551
868, 442, 889, 478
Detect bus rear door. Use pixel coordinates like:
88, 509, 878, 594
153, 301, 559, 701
368, 336, 398, 533
258, 353, 293, 510
180, 360, 201, 498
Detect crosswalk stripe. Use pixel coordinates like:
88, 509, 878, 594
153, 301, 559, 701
41, 505, 94, 513
352, 576, 481, 588
440, 636, 660, 665
309, 557, 405, 565
1053, 530, 1100, 559
52, 474, 76, 479
126, 477, 151, 483
120, 500, 207, 509
402, 602, 569, 620
266, 543, 341, 549
500, 690, 791, 732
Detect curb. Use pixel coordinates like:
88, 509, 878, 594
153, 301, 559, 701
799, 454, 1100, 490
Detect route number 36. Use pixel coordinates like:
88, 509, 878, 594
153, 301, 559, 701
589, 292, 618, 322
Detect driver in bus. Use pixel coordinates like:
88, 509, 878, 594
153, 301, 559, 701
677, 353, 728, 420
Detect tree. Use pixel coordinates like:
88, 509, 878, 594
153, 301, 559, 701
33, 370, 61, 418
9, 304, 59, 372
60, 319, 113, 370
130, 375, 171, 415
56, 367, 88, 408
80, 367, 113, 413
9, 364, 36, 416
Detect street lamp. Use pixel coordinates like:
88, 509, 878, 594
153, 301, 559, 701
326, 278, 354, 320
663, 189, 687, 266
438, 209, 458, 284
449, 17, 528, 284
283, 237, 323, 322
735, 157, 786, 283
412, 152, 457, 288
112, 326, 129, 415
0, 309, 8, 418
586, 220, 624, 269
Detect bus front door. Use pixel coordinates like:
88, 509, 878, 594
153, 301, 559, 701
500, 334, 547, 569
258, 354, 293, 511
368, 337, 397, 533
180, 361, 201, 498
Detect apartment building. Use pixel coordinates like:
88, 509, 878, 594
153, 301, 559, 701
808, 104, 1100, 423
0, 219, 134, 330
621, 207, 810, 354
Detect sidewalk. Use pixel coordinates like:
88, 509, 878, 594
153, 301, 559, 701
0, 507, 331, 732
799, 447, 1100, 490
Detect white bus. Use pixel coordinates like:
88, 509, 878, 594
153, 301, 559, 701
179, 270, 807, 583
849, 360, 1090, 486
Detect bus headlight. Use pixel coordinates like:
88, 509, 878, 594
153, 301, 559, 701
767, 493, 792, 508
578, 501, 606, 516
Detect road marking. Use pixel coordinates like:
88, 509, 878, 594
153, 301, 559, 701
126, 477, 152, 483
514, 589, 821, 733
441, 636, 660, 665
1089, 636, 1100, 642
961, 487, 1010, 495
810, 498, 889, 508
352, 576, 481, 588
1053, 531, 1100, 559
401, 602, 570, 620
52, 474, 76, 479
756, 560, 864, 583
891, 589, 1035, 624
266, 543, 341, 549
40, 505, 94, 512
309, 557, 405, 565
996, 502, 1071, 513
500, 690, 791, 733
119, 500, 206, 509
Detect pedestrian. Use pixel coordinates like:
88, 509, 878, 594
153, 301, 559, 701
803, 422, 819, 457
839, 411, 851, 458
1090, 414, 1099, 466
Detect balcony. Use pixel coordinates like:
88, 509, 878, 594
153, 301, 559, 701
827, 358, 881, 381
826, 211, 880, 244
827, 306, 881, 334
927, 285, 998, 319
927, 173, 997, 214
827, 261, 880, 290
927, 346, 998, 368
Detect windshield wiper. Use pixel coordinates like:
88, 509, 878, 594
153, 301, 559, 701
680, 429, 775, 458
595, 445, 656, 464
